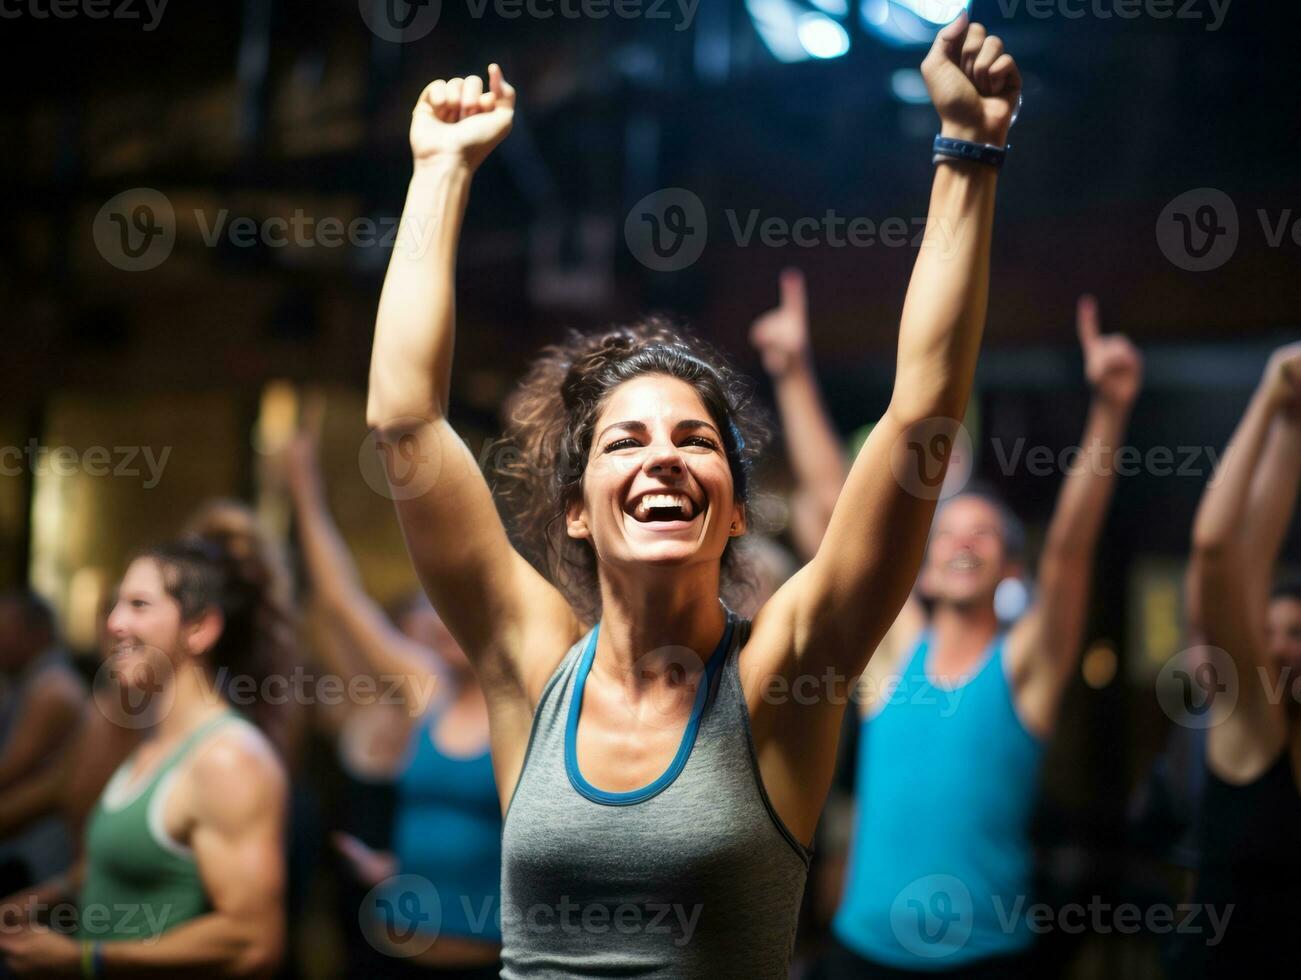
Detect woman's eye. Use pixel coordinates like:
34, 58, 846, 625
682, 436, 718, 450
605, 438, 640, 452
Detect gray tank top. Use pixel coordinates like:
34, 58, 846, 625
500, 610, 811, 978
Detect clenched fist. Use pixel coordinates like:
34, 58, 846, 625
410, 63, 516, 172
922, 14, 1022, 149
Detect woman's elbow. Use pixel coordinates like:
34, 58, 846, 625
229, 934, 283, 979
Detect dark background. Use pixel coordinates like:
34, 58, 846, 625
1, 1, 1298, 975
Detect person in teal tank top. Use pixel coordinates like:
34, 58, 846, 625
824, 296, 1144, 977
282, 421, 503, 977
0, 529, 290, 979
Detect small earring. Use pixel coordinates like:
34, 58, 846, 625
729, 523, 738, 534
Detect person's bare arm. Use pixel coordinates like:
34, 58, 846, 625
742, 16, 1020, 843
365, 66, 577, 709
101, 729, 288, 976
1240, 407, 1301, 615
0, 860, 82, 930
1009, 295, 1142, 735
749, 268, 849, 561
1191, 344, 1301, 779
0, 668, 85, 790
284, 429, 442, 710
0, 753, 69, 839
0, 729, 286, 978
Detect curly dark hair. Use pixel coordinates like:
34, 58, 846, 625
491, 317, 770, 623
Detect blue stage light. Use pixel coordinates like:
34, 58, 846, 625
861, 0, 969, 47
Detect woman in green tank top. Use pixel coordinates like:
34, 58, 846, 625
0, 530, 289, 979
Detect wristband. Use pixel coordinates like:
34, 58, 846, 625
80, 940, 104, 979
932, 135, 1008, 169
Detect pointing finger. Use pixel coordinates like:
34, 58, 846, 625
779, 268, 807, 315
1077, 294, 1101, 349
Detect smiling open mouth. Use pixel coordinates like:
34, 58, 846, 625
627, 492, 700, 524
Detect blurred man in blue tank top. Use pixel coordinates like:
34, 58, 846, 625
822, 297, 1143, 978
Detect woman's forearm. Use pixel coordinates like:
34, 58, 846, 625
288, 462, 364, 607
367, 160, 473, 428
1192, 383, 1282, 558
889, 162, 998, 426
773, 356, 848, 548
1242, 411, 1301, 603
1041, 396, 1132, 563
97, 912, 282, 978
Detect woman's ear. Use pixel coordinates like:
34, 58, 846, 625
566, 498, 590, 540
183, 607, 224, 659
729, 503, 747, 537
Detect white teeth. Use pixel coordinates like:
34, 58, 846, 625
632, 492, 695, 520
645, 493, 684, 509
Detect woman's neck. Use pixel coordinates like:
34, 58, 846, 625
592, 563, 729, 684
153, 661, 231, 743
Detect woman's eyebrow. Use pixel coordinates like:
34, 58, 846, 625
596, 420, 648, 442
595, 418, 721, 441
677, 419, 722, 437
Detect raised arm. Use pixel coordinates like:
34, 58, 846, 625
1241, 397, 1301, 613
1008, 295, 1142, 735
749, 268, 849, 562
284, 426, 442, 710
741, 16, 1020, 846
1191, 344, 1301, 775
365, 65, 577, 702
753, 16, 1020, 671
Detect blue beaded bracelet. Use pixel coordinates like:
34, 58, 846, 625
932, 135, 1008, 169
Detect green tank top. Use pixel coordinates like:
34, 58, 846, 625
78, 710, 245, 941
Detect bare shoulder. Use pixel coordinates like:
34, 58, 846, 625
188, 721, 287, 827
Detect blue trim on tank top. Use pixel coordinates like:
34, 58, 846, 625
565, 613, 735, 806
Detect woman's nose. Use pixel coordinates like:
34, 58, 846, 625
644, 446, 685, 479
105, 605, 129, 637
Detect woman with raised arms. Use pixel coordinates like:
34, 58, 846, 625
365, 14, 1020, 977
